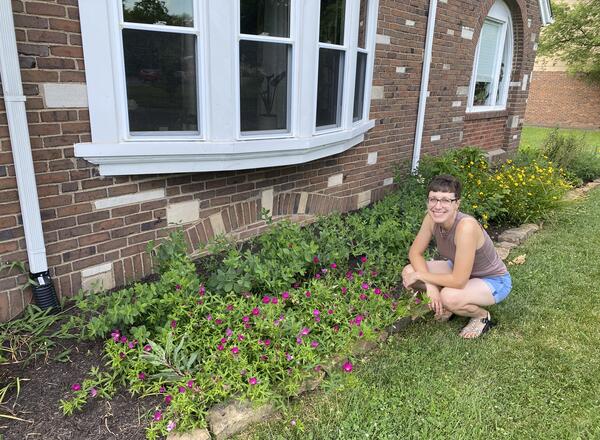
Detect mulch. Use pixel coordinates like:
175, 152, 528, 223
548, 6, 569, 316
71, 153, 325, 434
0, 336, 157, 440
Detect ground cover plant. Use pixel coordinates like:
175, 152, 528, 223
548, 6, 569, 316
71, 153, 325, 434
237, 183, 600, 440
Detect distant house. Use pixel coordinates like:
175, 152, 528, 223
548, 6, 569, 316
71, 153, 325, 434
0, 0, 552, 321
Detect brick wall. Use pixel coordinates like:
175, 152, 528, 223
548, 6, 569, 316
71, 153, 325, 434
525, 71, 600, 129
0, 0, 541, 321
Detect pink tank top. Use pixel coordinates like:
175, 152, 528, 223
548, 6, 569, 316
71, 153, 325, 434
433, 212, 508, 278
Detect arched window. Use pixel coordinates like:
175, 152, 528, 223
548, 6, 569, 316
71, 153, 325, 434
467, 0, 513, 112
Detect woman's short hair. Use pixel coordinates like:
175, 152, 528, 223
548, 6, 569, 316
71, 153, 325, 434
427, 174, 462, 199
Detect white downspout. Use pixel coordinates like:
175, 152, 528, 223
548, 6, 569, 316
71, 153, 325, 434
411, 0, 438, 173
0, 2, 57, 308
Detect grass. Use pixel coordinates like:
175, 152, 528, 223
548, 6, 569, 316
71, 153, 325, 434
521, 125, 600, 151
237, 188, 600, 440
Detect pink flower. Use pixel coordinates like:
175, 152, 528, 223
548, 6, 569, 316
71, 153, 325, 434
143, 344, 152, 352
111, 330, 120, 342
286, 352, 293, 361
341, 287, 348, 295
374, 288, 381, 295
321, 268, 328, 274
260, 355, 268, 361
333, 324, 339, 333
165, 395, 172, 405
249, 377, 258, 385
311, 341, 319, 348
271, 297, 279, 304
282, 291, 290, 300
159, 386, 166, 393
206, 314, 213, 321
314, 273, 321, 279
296, 337, 303, 345
119, 352, 126, 359
128, 341, 135, 349
360, 256, 367, 263
199, 285, 206, 296
166, 420, 176, 432
414, 298, 422, 305
330, 263, 337, 269
343, 361, 353, 372
220, 337, 227, 344
300, 327, 310, 335
361, 282, 369, 290
90, 387, 97, 397
231, 346, 239, 355
371, 271, 378, 277
313, 309, 320, 316
315, 316, 321, 322
178, 386, 186, 393
359, 294, 368, 300
170, 320, 177, 329
251, 308, 260, 316
226, 304, 234, 311
153, 411, 162, 421
313, 256, 320, 264
327, 309, 334, 315
305, 290, 311, 298
293, 282, 300, 288
262, 296, 271, 304
120, 336, 127, 344
359, 330, 364, 337
237, 334, 245, 341
71, 383, 81, 392
175, 284, 181, 290
217, 344, 224, 351
242, 315, 250, 323
264, 339, 272, 346
225, 328, 233, 337
187, 380, 194, 388
358, 270, 364, 276
215, 319, 223, 325
291, 419, 297, 426
314, 365, 322, 372
138, 372, 146, 380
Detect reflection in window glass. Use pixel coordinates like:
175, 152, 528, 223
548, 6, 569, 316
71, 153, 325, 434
240, 41, 290, 132
316, 48, 344, 129
240, 0, 290, 37
122, 29, 198, 133
319, 0, 345, 45
353, 52, 367, 122
473, 20, 501, 106
357, 0, 368, 49
122, 0, 193, 27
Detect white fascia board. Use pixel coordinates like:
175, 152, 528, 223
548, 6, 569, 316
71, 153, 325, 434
539, 0, 553, 25
75, 120, 375, 175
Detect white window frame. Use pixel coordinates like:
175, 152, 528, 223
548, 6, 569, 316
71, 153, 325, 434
466, 0, 513, 113
75, 0, 379, 176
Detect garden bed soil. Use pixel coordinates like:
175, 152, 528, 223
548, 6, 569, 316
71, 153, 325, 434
0, 336, 158, 440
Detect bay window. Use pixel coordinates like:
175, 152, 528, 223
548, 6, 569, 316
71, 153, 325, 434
75, 0, 379, 175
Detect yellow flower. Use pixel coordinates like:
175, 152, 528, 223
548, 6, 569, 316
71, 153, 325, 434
472, 204, 478, 209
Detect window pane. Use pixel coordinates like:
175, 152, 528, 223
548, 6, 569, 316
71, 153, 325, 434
240, 40, 290, 132
353, 52, 367, 122
357, 0, 368, 49
240, 0, 290, 37
123, 0, 193, 27
474, 20, 501, 106
316, 48, 344, 128
123, 29, 198, 133
319, 0, 345, 45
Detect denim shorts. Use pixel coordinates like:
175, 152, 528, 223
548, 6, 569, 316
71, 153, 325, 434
446, 260, 512, 303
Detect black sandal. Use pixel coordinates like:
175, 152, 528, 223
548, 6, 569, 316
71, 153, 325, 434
459, 313, 494, 339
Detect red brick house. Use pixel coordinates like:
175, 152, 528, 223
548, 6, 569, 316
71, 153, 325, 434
0, 0, 552, 321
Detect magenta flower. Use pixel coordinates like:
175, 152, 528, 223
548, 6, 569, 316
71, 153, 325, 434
321, 268, 328, 274
143, 344, 152, 352
128, 341, 135, 349
215, 319, 223, 325
119, 352, 126, 359
90, 387, 97, 397
341, 287, 348, 295
293, 282, 300, 288
374, 288, 382, 295
313, 256, 320, 264
361, 282, 369, 290
248, 377, 258, 385
314, 365, 322, 372
120, 336, 127, 344
226, 304, 234, 311
220, 337, 227, 344
327, 309, 334, 315
187, 380, 194, 388
333, 324, 340, 332
111, 330, 120, 342
242, 315, 250, 323
175, 284, 181, 290
225, 328, 233, 337
359, 294, 368, 300
271, 297, 279, 304
360, 256, 367, 263
260, 354, 268, 361
282, 291, 290, 299
314, 273, 321, 279
165, 395, 172, 405
330, 263, 337, 269
300, 327, 310, 336
262, 296, 271, 304
198, 285, 206, 296
264, 339, 271, 346
178, 386, 186, 393
153, 411, 162, 421
305, 290, 311, 298
251, 308, 260, 316
207, 314, 213, 321
286, 352, 293, 361
138, 372, 146, 381
71, 383, 81, 391
159, 386, 166, 393
315, 316, 321, 322
358, 270, 364, 276
231, 346, 240, 355
296, 337, 303, 345
359, 330, 364, 337
311, 341, 319, 348
237, 334, 245, 341
313, 309, 320, 316
166, 420, 176, 432
414, 298, 422, 305
371, 271, 378, 277
217, 344, 224, 351
343, 361, 353, 372
170, 320, 177, 329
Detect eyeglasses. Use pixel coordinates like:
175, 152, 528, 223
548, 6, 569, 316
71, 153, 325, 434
427, 197, 457, 207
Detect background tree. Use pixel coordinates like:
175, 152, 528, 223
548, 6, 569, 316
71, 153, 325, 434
538, 0, 600, 82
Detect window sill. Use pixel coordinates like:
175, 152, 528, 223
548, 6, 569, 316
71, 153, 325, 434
464, 108, 508, 121
75, 120, 375, 176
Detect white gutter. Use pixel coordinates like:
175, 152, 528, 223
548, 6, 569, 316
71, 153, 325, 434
411, 0, 438, 173
0, 3, 49, 274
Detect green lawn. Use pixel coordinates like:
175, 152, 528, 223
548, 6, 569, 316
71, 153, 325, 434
521, 125, 600, 150
237, 189, 600, 440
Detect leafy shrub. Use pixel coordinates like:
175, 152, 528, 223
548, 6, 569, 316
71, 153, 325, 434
541, 129, 600, 183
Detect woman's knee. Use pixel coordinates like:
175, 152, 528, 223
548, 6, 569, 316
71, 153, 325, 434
401, 264, 414, 278
440, 288, 463, 310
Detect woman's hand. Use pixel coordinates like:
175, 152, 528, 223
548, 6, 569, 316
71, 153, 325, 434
426, 288, 444, 316
402, 270, 421, 289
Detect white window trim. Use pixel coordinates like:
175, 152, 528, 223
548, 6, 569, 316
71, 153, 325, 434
466, 0, 513, 113
75, 0, 379, 176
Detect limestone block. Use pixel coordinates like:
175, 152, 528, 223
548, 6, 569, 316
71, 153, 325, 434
167, 200, 200, 225
297, 192, 308, 214
357, 190, 371, 208
209, 213, 226, 236
367, 152, 378, 165
261, 188, 274, 215
81, 263, 114, 292
207, 400, 276, 440
42, 83, 88, 108
461, 26, 474, 40
376, 34, 390, 45
486, 149, 507, 165
495, 246, 510, 261
328, 173, 343, 188
497, 229, 526, 245
167, 428, 211, 440
371, 86, 384, 100
383, 177, 394, 186
496, 241, 518, 250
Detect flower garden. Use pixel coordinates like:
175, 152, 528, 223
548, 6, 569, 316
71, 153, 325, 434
3, 135, 597, 439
